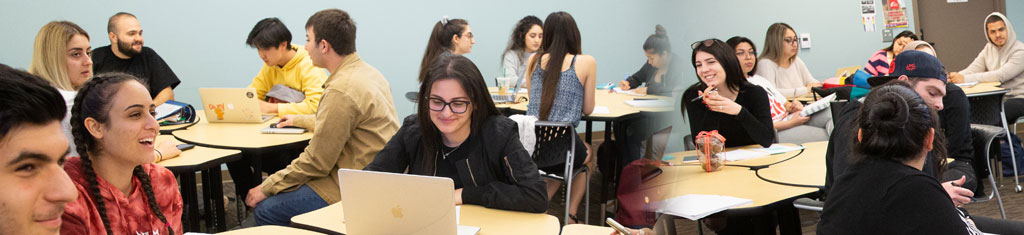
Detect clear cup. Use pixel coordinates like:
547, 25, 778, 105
496, 77, 513, 96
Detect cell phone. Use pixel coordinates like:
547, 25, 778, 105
606, 218, 632, 235
633, 98, 656, 101
176, 144, 195, 151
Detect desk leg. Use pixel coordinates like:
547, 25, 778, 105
201, 170, 213, 231
585, 120, 593, 144
205, 168, 227, 232
180, 172, 200, 232
777, 205, 802, 235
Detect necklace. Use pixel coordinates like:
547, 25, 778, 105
441, 144, 462, 159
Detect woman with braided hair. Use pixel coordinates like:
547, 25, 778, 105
60, 73, 182, 235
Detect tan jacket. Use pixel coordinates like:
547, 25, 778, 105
259, 53, 399, 203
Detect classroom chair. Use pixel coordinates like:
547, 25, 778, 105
532, 121, 590, 225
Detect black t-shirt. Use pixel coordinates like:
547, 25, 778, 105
818, 158, 977, 234
437, 145, 464, 189
682, 82, 775, 148
91, 45, 181, 98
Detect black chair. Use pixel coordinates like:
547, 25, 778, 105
532, 121, 589, 225
970, 124, 1007, 219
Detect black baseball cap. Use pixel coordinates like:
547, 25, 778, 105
867, 50, 948, 87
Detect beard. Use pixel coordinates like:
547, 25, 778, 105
116, 38, 142, 58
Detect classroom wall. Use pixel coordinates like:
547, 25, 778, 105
0, 0, 670, 126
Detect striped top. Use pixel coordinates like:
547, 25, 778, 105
863, 50, 892, 76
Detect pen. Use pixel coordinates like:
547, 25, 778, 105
689, 87, 719, 102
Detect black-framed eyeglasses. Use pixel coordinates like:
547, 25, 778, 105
691, 39, 716, 50
783, 37, 799, 45
428, 98, 471, 114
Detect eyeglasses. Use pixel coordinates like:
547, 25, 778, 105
428, 98, 471, 114
691, 39, 716, 49
783, 37, 799, 45
736, 50, 757, 58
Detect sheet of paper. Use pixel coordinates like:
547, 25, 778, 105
654, 194, 753, 221
592, 106, 610, 114
456, 205, 460, 224
612, 87, 646, 96
723, 149, 769, 162
750, 144, 806, 155
624, 99, 672, 108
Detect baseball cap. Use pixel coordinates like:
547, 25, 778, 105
867, 50, 947, 87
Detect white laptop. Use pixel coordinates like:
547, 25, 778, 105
338, 169, 480, 235
491, 76, 524, 103
198, 88, 275, 123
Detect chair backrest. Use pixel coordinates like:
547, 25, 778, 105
967, 92, 1006, 126
829, 101, 848, 127
532, 121, 576, 171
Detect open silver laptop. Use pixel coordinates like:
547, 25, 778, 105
491, 76, 524, 103
198, 88, 275, 123
338, 169, 479, 235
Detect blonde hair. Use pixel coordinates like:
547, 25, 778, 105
759, 22, 795, 64
28, 21, 90, 91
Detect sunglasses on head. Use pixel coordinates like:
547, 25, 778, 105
691, 39, 716, 50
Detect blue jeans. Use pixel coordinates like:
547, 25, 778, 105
253, 184, 329, 226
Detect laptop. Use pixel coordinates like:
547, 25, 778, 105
491, 76, 524, 103
198, 88, 275, 123
338, 169, 480, 235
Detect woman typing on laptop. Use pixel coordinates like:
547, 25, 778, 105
365, 55, 548, 213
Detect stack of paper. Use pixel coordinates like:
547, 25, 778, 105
723, 149, 768, 162
654, 194, 753, 220
612, 87, 646, 96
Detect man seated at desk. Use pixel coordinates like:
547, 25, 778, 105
949, 12, 1024, 124
245, 17, 327, 116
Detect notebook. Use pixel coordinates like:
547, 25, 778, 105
198, 88, 275, 123
798, 93, 836, 117
338, 169, 479, 235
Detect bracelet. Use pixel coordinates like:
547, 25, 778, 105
154, 149, 163, 162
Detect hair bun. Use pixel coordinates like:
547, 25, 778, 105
864, 92, 911, 132
655, 24, 666, 35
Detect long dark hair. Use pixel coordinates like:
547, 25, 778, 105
726, 36, 758, 77
528, 11, 582, 120
853, 81, 946, 174
883, 30, 918, 52
70, 73, 173, 235
415, 55, 502, 175
643, 24, 670, 54
501, 15, 543, 67
690, 39, 747, 93
418, 17, 468, 83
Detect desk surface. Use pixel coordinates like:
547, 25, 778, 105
290, 202, 561, 235
171, 113, 312, 150
754, 141, 828, 187
217, 225, 324, 235
963, 82, 1008, 97
561, 224, 617, 235
651, 143, 817, 209
505, 89, 673, 120
155, 135, 242, 171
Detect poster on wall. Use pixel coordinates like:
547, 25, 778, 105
861, 0, 876, 32
884, 0, 908, 28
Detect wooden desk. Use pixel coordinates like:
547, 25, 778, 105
963, 82, 1008, 97
506, 90, 672, 121
754, 141, 828, 187
170, 115, 312, 150
218, 225, 324, 235
157, 135, 241, 232
290, 203, 561, 235
561, 224, 616, 235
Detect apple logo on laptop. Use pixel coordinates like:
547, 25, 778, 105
392, 205, 404, 218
